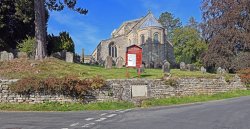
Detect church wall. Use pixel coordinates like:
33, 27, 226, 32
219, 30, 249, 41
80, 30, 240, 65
97, 36, 128, 65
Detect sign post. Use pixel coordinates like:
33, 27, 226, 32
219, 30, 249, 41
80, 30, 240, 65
126, 45, 142, 78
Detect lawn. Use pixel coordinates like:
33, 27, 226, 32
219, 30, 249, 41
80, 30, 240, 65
0, 58, 229, 79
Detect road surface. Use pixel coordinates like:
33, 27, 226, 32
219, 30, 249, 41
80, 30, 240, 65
1, 96, 250, 129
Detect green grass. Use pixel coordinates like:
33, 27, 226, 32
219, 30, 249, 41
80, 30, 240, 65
141, 90, 250, 107
1, 90, 250, 111
0, 58, 225, 79
0, 101, 135, 111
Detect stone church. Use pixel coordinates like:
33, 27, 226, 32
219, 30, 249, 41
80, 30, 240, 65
92, 11, 175, 68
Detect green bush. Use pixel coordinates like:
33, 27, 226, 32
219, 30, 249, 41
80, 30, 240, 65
17, 36, 36, 56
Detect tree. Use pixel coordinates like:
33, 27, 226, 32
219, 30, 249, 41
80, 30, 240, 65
0, 0, 49, 51
0, 0, 34, 51
173, 26, 207, 65
34, 0, 88, 60
201, 0, 250, 72
47, 31, 75, 55
158, 12, 182, 42
187, 17, 199, 31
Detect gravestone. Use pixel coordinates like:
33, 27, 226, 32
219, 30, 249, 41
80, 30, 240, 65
0, 51, 9, 61
162, 61, 170, 73
180, 62, 186, 70
221, 68, 226, 74
140, 64, 145, 73
186, 64, 195, 71
201, 66, 206, 74
149, 61, 154, 68
17, 52, 28, 59
217, 67, 222, 74
105, 56, 113, 69
66, 52, 74, 63
116, 56, 124, 68
8, 53, 14, 60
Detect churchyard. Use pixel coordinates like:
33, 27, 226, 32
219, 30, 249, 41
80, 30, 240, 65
0, 57, 225, 80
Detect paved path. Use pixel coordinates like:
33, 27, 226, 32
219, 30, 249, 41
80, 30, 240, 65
1, 96, 250, 129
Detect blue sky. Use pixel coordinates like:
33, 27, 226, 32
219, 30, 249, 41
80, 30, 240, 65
47, 0, 203, 55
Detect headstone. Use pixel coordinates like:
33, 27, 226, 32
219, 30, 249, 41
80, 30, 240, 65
8, 53, 14, 61
66, 52, 74, 63
0, 51, 9, 61
221, 68, 226, 74
115, 56, 124, 68
217, 67, 222, 74
201, 66, 206, 74
105, 56, 113, 69
81, 48, 84, 63
186, 64, 195, 71
140, 64, 145, 73
74, 54, 81, 63
162, 61, 170, 73
149, 61, 154, 68
180, 62, 186, 70
17, 52, 28, 59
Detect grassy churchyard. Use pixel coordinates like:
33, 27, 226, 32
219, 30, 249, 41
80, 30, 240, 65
0, 58, 232, 80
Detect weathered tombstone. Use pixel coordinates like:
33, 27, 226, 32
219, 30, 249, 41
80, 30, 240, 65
0, 51, 9, 61
201, 66, 206, 74
221, 68, 226, 74
162, 61, 170, 73
140, 64, 145, 73
217, 67, 222, 74
74, 54, 81, 63
17, 52, 28, 59
105, 56, 113, 69
186, 64, 195, 71
51, 52, 62, 59
8, 53, 14, 61
180, 62, 186, 70
116, 56, 124, 68
66, 52, 74, 63
149, 61, 154, 68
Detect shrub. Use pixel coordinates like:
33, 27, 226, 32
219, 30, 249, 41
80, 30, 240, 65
237, 68, 250, 87
10, 76, 105, 98
164, 78, 178, 87
17, 36, 36, 56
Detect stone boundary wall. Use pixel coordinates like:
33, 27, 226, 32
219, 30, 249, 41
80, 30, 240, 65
0, 76, 247, 103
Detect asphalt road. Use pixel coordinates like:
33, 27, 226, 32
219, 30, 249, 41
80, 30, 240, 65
1, 96, 250, 129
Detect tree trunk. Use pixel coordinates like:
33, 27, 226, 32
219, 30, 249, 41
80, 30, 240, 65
34, 0, 46, 60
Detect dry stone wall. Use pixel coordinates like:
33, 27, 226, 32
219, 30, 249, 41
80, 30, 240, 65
0, 76, 247, 103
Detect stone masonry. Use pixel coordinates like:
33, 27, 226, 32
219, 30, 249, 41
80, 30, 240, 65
0, 76, 246, 104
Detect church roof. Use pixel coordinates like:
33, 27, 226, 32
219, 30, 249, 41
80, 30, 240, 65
110, 11, 163, 37
139, 12, 163, 29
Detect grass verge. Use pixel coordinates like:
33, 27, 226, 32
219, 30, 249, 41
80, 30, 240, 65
1, 90, 249, 111
141, 90, 250, 107
0, 101, 134, 111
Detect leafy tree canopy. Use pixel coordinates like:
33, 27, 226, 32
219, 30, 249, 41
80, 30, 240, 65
158, 11, 182, 42
201, 0, 250, 72
47, 31, 75, 55
173, 26, 207, 66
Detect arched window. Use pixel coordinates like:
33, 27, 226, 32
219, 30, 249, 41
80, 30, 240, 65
153, 33, 159, 44
108, 42, 117, 58
140, 34, 145, 44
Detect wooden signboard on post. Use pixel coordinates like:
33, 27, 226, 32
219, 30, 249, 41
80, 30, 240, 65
125, 45, 143, 77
